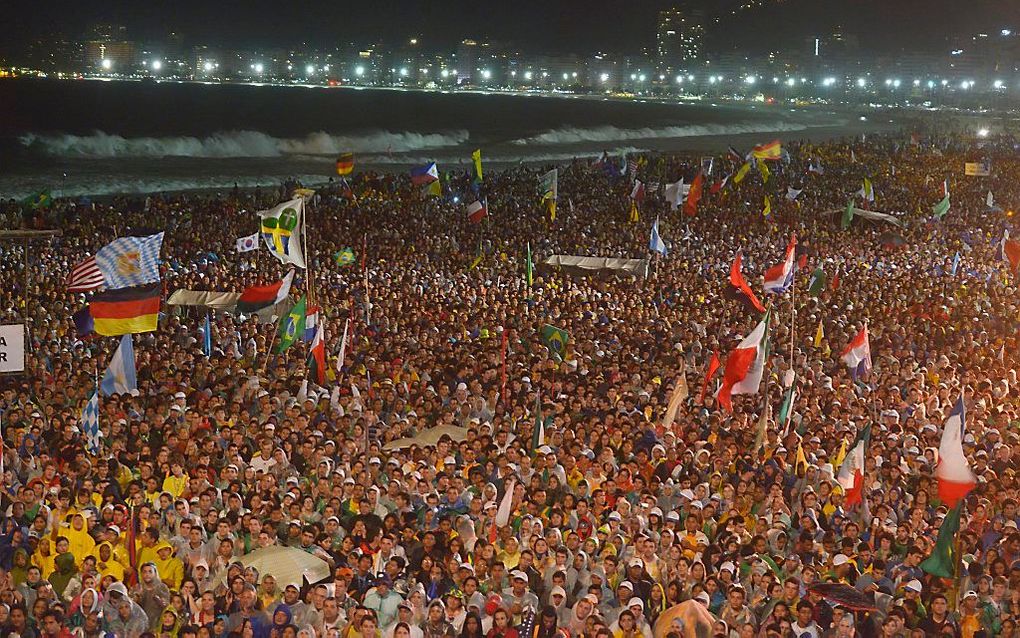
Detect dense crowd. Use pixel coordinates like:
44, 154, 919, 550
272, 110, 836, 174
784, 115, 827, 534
1, 127, 1019, 638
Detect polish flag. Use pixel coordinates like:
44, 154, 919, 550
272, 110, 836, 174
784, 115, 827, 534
937, 397, 976, 507
763, 234, 797, 294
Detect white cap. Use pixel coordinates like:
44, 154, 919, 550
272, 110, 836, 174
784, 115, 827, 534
511, 570, 529, 582
905, 580, 922, 592
694, 592, 710, 606
618, 580, 634, 590
629, 558, 644, 568
720, 561, 735, 573
832, 554, 850, 566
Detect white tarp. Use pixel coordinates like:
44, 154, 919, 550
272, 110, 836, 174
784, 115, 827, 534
383, 425, 470, 451
824, 207, 905, 227
542, 255, 650, 278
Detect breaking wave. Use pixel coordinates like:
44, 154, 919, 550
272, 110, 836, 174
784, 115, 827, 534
19, 129, 471, 158
510, 121, 812, 145
0, 174, 328, 201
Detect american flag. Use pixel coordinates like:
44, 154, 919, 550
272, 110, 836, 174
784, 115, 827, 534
81, 391, 101, 455
627, 159, 638, 178
66, 256, 105, 292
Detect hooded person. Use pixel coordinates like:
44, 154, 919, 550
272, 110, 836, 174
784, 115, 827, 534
9, 548, 31, 589
33, 537, 56, 578
103, 581, 150, 637
68, 587, 102, 628
270, 603, 294, 633
152, 541, 184, 590
131, 561, 171, 630
92, 541, 126, 582
50, 552, 80, 600
64, 513, 97, 567
565, 593, 597, 636
159, 605, 184, 638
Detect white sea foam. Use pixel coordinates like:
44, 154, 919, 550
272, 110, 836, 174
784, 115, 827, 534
509, 121, 812, 145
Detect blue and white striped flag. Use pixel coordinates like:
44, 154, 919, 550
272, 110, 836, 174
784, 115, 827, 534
95, 232, 165, 289
81, 391, 101, 455
100, 335, 137, 396
649, 217, 668, 256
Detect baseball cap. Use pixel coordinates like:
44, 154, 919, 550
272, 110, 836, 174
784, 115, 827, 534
511, 570, 529, 582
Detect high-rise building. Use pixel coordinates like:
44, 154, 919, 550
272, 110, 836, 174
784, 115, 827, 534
657, 8, 705, 71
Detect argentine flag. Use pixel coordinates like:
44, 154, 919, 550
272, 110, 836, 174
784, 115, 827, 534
649, 217, 668, 256
100, 334, 138, 396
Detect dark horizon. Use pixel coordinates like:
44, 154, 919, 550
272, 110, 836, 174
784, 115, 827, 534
3, 0, 1018, 57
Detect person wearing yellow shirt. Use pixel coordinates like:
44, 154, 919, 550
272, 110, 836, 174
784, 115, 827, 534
32, 537, 56, 579
152, 542, 184, 591
161, 461, 189, 499
62, 513, 97, 568
135, 528, 162, 577
92, 541, 126, 582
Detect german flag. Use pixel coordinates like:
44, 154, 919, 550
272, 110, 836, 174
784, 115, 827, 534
751, 140, 783, 161
335, 153, 355, 176
90, 283, 160, 336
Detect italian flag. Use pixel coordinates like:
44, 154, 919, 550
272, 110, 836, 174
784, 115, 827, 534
937, 397, 976, 507
717, 309, 771, 412
837, 423, 871, 506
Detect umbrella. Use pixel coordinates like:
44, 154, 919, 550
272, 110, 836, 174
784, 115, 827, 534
653, 600, 715, 638
223, 546, 331, 588
383, 425, 470, 450
807, 583, 879, 612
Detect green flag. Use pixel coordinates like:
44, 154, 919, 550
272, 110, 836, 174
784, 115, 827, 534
933, 194, 951, 219
841, 200, 854, 230
921, 502, 962, 578
22, 191, 52, 210
276, 296, 307, 353
540, 324, 569, 361
526, 242, 533, 288
777, 385, 796, 426
807, 268, 827, 297
333, 247, 356, 267
531, 394, 545, 455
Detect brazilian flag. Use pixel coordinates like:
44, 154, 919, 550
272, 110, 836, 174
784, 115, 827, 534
541, 324, 569, 361
334, 247, 356, 267
276, 296, 307, 353
23, 191, 52, 210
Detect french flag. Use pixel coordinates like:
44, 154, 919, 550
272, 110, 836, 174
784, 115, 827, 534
937, 396, 976, 507
411, 162, 439, 185
840, 325, 872, 378
763, 233, 797, 294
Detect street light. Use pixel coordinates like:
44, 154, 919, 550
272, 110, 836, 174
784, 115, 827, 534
856, 77, 866, 87
745, 75, 756, 85
441, 69, 449, 78
893, 79, 901, 88
355, 65, 365, 76
203, 61, 214, 72
151, 60, 162, 71
306, 65, 315, 75
481, 69, 491, 79
400, 67, 409, 77
676, 75, 684, 84
600, 73, 609, 83
994, 79, 1004, 89
786, 78, 796, 87
524, 71, 533, 81
254, 63, 264, 74
638, 73, 646, 82
102, 59, 112, 70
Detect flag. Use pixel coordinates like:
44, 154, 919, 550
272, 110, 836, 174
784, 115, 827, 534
840, 325, 872, 378
468, 242, 484, 270
662, 363, 688, 429
942, 179, 950, 198
525, 242, 533, 288
665, 179, 685, 210
308, 321, 327, 385
921, 502, 962, 578
276, 296, 307, 353
999, 230, 1020, 273
426, 179, 442, 197
733, 162, 752, 185
986, 190, 1001, 212
90, 283, 161, 336
202, 314, 212, 357
466, 200, 488, 223
763, 233, 797, 294
334, 247, 356, 267
751, 140, 783, 161
73, 307, 96, 339
729, 251, 766, 313
237, 270, 295, 314
727, 146, 745, 163
858, 177, 875, 202
850, 149, 857, 163
649, 217, 668, 256
833, 440, 848, 469
630, 180, 646, 202
717, 309, 771, 412
933, 194, 951, 219
837, 424, 871, 505
335, 152, 355, 176
540, 169, 558, 220
100, 334, 137, 396
22, 190, 52, 210
698, 350, 721, 405
471, 149, 483, 183
937, 396, 976, 507
762, 195, 772, 218
758, 160, 771, 184
786, 186, 802, 201
795, 441, 808, 477
531, 394, 545, 454
259, 198, 306, 268
710, 174, 730, 195
302, 305, 319, 342
807, 268, 827, 296
841, 200, 854, 230
235, 233, 259, 253
540, 324, 569, 361
778, 385, 797, 427
628, 200, 640, 223
494, 478, 515, 530
813, 320, 824, 348
951, 251, 961, 276
95, 232, 165, 290
410, 162, 439, 185
335, 317, 350, 372
66, 256, 106, 292
808, 158, 824, 175
684, 172, 704, 216
81, 391, 101, 455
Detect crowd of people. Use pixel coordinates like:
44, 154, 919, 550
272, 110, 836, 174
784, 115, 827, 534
0, 125, 1019, 638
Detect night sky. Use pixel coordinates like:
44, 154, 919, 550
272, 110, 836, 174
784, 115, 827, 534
3, 0, 1018, 55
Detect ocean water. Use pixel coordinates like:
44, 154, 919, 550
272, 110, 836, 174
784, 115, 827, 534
0, 79, 886, 199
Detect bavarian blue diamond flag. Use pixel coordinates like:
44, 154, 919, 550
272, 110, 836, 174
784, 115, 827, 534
259, 198, 307, 269
95, 232, 165, 289
81, 391, 101, 455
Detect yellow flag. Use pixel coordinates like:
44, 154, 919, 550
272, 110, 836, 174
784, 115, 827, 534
629, 201, 639, 223
814, 320, 824, 347
733, 162, 752, 185
471, 149, 483, 182
427, 180, 442, 197
759, 160, 771, 184
468, 254, 483, 270
548, 198, 557, 222
832, 439, 848, 469
762, 195, 772, 217
796, 441, 808, 477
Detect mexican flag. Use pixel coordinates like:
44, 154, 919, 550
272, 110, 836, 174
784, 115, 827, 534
921, 502, 962, 578
837, 423, 871, 505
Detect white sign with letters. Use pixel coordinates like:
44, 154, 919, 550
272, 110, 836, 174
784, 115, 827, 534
0, 324, 25, 373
